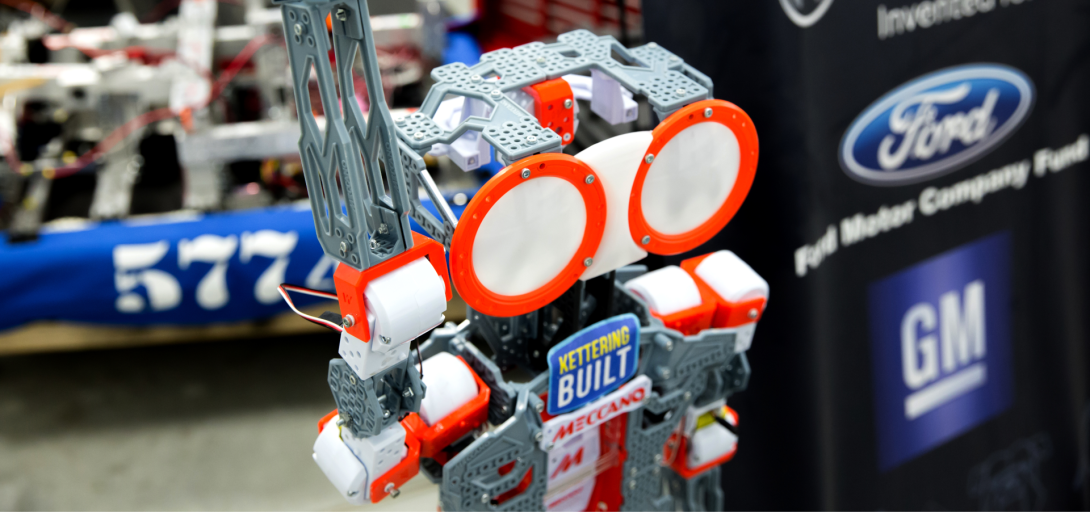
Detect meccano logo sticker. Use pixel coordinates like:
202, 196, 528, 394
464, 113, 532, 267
869, 232, 1013, 470
841, 64, 1034, 186
547, 313, 640, 416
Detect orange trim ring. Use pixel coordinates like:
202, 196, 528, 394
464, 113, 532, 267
450, 153, 607, 317
628, 99, 759, 255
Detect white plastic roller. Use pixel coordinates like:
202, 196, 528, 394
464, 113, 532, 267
693, 250, 769, 303
687, 422, 737, 469
313, 416, 407, 504
365, 257, 447, 350
623, 266, 703, 315
575, 131, 653, 280
419, 352, 479, 426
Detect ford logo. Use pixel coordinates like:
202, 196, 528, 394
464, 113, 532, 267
840, 64, 1034, 186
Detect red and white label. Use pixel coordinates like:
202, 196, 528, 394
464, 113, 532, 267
541, 375, 650, 450
545, 430, 599, 512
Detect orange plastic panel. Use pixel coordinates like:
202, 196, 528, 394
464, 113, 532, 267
450, 153, 607, 317
401, 356, 491, 459
680, 253, 767, 328
334, 232, 452, 342
525, 78, 576, 144
628, 99, 759, 255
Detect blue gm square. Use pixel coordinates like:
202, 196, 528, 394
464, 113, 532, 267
869, 231, 1013, 471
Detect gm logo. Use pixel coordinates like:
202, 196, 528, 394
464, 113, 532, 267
869, 232, 1013, 470
841, 65, 1034, 186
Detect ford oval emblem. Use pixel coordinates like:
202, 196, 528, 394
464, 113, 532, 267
840, 64, 1034, 186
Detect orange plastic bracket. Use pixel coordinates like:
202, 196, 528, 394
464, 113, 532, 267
401, 356, 491, 459
525, 78, 576, 144
680, 253, 767, 328
628, 99, 759, 255
334, 231, 452, 342
664, 406, 740, 479
450, 153, 606, 317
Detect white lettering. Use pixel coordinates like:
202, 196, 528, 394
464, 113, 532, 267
902, 303, 940, 390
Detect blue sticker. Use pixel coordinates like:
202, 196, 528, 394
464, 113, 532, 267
869, 231, 1013, 471
547, 314, 640, 415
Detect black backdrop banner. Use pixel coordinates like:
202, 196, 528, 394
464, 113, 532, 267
642, 0, 1090, 510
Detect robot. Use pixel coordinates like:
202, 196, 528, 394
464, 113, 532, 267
275, 0, 765, 510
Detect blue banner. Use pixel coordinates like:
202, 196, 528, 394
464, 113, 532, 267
0, 196, 469, 332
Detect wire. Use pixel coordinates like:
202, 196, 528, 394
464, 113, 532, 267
0, 0, 73, 32
49, 33, 277, 178
278, 283, 343, 332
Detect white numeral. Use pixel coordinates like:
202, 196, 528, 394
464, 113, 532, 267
241, 230, 299, 304
178, 234, 239, 310
306, 255, 338, 291
113, 241, 182, 313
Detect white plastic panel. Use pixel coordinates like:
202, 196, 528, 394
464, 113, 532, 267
339, 330, 410, 381
312, 417, 407, 504
694, 250, 769, 303
576, 131, 653, 280
641, 122, 741, 235
472, 177, 587, 296
365, 257, 447, 350
623, 265, 702, 316
545, 429, 600, 512
687, 422, 737, 469
419, 352, 479, 426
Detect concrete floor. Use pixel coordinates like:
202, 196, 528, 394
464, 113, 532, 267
0, 335, 439, 511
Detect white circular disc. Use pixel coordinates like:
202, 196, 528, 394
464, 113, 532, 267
472, 177, 586, 296
640, 122, 740, 235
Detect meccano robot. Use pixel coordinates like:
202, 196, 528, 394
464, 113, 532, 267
275, 1, 766, 510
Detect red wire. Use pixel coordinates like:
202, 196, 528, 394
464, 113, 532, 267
278, 284, 343, 332
0, 0, 73, 32
50, 33, 276, 178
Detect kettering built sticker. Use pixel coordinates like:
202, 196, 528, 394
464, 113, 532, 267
546, 314, 640, 416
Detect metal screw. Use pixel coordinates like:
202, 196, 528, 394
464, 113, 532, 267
704, 107, 714, 118
748, 308, 758, 319
470, 74, 482, 83
335, 8, 348, 21
563, 133, 571, 142
341, 412, 352, 423
584, 257, 593, 267
644, 154, 655, 164
383, 409, 391, 418
347, 490, 358, 497
641, 235, 651, 245
658, 366, 671, 379
481, 493, 490, 503
564, 99, 573, 109
369, 239, 378, 250
653, 467, 660, 476
385, 483, 400, 498
532, 350, 540, 358
676, 88, 687, 95
520, 168, 531, 179
629, 480, 637, 490
585, 174, 595, 184
501, 405, 509, 412
535, 431, 544, 442
654, 453, 663, 464
414, 131, 425, 140
683, 391, 692, 401
348, 372, 357, 385
630, 467, 637, 477
535, 402, 544, 413
380, 335, 391, 344
546, 443, 554, 451
339, 241, 347, 255
293, 23, 303, 36
662, 339, 673, 351
378, 223, 389, 234
403, 388, 414, 398
526, 135, 537, 143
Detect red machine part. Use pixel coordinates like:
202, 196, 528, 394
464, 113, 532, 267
334, 231, 452, 342
525, 78, 576, 144
680, 253, 767, 328
538, 392, 629, 511
628, 99, 759, 256
314, 355, 491, 503
662, 406, 740, 480
401, 356, 491, 460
